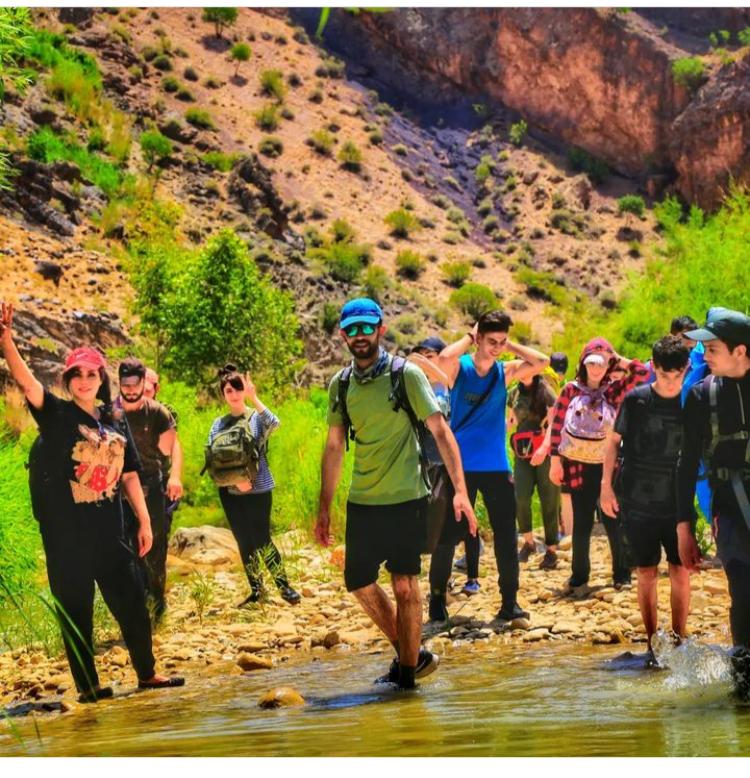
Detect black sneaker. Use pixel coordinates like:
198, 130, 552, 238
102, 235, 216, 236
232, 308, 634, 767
374, 649, 440, 684
428, 594, 449, 623
78, 686, 113, 704
730, 647, 750, 701
279, 585, 301, 605
539, 550, 558, 570
518, 542, 536, 563
496, 603, 530, 622
237, 590, 264, 608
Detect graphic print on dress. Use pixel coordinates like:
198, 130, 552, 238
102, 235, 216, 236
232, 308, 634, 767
69, 424, 127, 504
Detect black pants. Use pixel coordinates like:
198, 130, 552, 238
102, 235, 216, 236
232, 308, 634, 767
218, 489, 288, 592
570, 463, 631, 586
124, 477, 171, 613
40, 511, 155, 694
725, 559, 750, 647
430, 471, 519, 608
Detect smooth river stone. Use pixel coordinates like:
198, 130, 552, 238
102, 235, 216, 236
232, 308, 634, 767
258, 686, 306, 709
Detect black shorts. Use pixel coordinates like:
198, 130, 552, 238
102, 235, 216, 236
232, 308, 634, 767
344, 498, 428, 591
621, 509, 681, 568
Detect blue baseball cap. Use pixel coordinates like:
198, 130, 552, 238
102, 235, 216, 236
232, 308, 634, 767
340, 297, 383, 330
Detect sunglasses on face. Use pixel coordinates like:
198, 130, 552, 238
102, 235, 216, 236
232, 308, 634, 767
225, 377, 244, 392
344, 323, 377, 338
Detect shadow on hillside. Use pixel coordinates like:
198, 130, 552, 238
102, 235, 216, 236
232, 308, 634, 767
230, 74, 248, 87
200, 35, 231, 53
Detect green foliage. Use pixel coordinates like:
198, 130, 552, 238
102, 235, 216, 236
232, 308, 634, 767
395, 249, 425, 279
139, 130, 172, 172
260, 68, 287, 101
184, 66, 199, 82
202, 7, 238, 38
0, 149, 16, 191
517, 268, 568, 306
254, 102, 279, 131
27, 127, 124, 197
483, 214, 500, 233
739, 27, 750, 46
441, 260, 471, 288
338, 140, 363, 172
550, 207, 586, 236
509, 119, 528, 147
567, 146, 609, 184
330, 218, 355, 244
152, 54, 173, 72
146, 229, 303, 391
368, 129, 383, 145
450, 282, 497, 319
201, 150, 240, 172
230, 42, 251, 75
309, 128, 335, 156
362, 264, 389, 302
321, 301, 340, 334
161, 75, 179, 93
258, 135, 283, 158
672, 57, 705, 90
310, 241, 372, 283
188, 572, 214, 624
176, 86, 195, 102
0, 7, 34, 98
384, 208, 422, 239
618, 194, 645, 219
185, 107, 215, 130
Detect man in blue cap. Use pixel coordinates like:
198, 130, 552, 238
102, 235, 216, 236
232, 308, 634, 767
677, 307, 750, 697
315, 298, 477, 690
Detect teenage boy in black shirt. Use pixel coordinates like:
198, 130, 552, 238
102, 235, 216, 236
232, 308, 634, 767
601, 336, 691, 657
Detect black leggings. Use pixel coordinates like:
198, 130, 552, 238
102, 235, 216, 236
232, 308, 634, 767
40, 513, 155, 694
725, 559, 750, 647
218, 489, 289, 592
570, 462, 631, 586
430, 471, 519, 608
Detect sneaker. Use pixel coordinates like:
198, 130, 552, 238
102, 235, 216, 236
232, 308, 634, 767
462, 579, 481, 596
453, 554, 467, 572
428, 594, 449, 623
237, 590, 264, 608
279, 585, 301, 605
374, 648, 440, 684
78, 686, 113, 704
518, 542, 536, 563
539, 550, 558, 570
613, 579, 632, 591
496, 603, 530, 622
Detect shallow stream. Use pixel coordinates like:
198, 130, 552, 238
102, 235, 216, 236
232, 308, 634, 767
2, 638, 749, 757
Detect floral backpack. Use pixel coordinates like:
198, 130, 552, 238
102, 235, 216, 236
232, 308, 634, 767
558, 383, 616, 464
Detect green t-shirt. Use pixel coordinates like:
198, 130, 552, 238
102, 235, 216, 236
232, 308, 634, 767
327, 358, 441, 506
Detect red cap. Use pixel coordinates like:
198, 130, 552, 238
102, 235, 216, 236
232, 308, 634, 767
64, 347, 107, 372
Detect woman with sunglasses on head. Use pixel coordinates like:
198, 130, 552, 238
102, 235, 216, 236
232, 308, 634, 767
0, 302, 183, 702
208, 364, 300, 606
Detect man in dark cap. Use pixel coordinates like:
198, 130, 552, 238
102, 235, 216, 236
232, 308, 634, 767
118, 357, 183, 623
677, 307, 750, 697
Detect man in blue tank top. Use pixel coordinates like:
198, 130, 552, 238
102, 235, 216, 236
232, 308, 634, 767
435, 310, 550, 622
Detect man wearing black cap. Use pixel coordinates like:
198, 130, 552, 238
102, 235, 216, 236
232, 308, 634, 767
677, 307, 750, 695
118, 357, 182, 623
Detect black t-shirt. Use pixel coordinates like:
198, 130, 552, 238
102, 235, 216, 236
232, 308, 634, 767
28, 389, 141, 522
120, 398, 175, 482
614, 384, 683, 515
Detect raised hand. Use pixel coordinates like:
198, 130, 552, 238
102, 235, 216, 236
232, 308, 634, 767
0, 301, 14, 343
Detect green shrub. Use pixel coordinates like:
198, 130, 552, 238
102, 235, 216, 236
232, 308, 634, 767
368, 129, 383, 146
363, 265, 389, 302
280, 106, 295, 121
391, 143, 408, 157
142, 45, 158, 62
618, 194, 646, 220
374, 102, 393, 117
739, 27, 750, 46
431, 194, 451, 210
308, 88, 324, 104
258, 136, 283, 158
140, 130, 173, 172
203, 75, 223, 89
384, 208, 422, 239
443, 175, 462, 192
567, 147, 609, 184
338, 141, 363, 172
161, 76, 179, 93
483, 215, 500, 233
321, 302, 339, 334
152, 54, 173, 72
442, 231, 462, 245
395, 250, 425, 279
230, 42, 251, 76
446, 207, 465, 224
509, 119, 528, 147
477, 198, 493, 217
441, 260, 472, 287
450, 282, 497, 319
550, 208, 586, 235
260, 68, 287, 101
202, 150, 240, 171
288, 72, 302, 87
176, 86, 195, 102
330, 218, 355, 243
517, 268, 567, 305
672, 57, 705, 90
183, 66, 199, 81
185, 107, 215, 129
310, 241, 371, 283
253, 103, 279, 131
309, 128, 335, 156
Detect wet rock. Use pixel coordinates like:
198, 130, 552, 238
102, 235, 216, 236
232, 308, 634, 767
258, 686, 305, 709
323, 630, 340, 649
523, 628, 550, 642
237, 653, 273, 671
551, 621, 579, 634
107, 647, 129, 668
236, 641, 266, 653
510, 617, 531, 631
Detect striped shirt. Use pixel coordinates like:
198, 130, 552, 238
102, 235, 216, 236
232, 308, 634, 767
208, 407, 280, 494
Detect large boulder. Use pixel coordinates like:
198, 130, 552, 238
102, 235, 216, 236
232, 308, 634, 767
168, 526, 240, 567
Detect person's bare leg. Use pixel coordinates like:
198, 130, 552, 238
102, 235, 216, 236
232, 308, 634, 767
352, 582, 398, 647
523, 531, 534, 546
392, 574, 421, 667
560, 494, 573, 537
637, 566, 659, 649
668, 562, 691, 639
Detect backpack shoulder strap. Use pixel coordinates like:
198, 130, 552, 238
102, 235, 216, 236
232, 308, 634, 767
390, 355, 431, 490
707, 375, 721, 459
333, 366, 354, 450
452, 360, 500, 434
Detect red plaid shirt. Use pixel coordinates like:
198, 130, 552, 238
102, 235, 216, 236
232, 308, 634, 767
550, 360, 650, 490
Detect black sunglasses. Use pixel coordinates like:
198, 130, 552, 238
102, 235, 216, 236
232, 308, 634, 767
344, 323, 377, 338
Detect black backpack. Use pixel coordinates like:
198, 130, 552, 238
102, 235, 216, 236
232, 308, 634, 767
333, 355, 431, 490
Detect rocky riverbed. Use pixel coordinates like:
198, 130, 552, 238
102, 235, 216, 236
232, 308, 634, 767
0, 525, 731, 715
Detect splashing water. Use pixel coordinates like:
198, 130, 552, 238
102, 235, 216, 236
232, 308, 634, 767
652, 630, 735, 694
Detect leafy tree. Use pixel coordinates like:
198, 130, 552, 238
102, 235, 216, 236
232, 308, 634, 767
159, 230, 303, 392
140, 130, 173, 174
618, 194, 645, 224
202, 7, 238, 39
230, 42, 251, 76
509, 119, 528, 147
739, 27, 750, 46
672, 57, 705, 91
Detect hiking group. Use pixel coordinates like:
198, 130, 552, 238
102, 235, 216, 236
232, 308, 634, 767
1, 296, 749, 701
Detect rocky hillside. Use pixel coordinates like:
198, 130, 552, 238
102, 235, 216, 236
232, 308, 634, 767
2, 7, 742, 389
